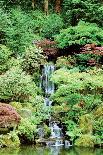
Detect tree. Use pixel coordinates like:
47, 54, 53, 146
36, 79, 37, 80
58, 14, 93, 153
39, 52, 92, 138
44, 0, 49, 15
55, 21, 103, 49
63, 0, 103, 26
32, 0, 36, 9
55, 0, 62, 13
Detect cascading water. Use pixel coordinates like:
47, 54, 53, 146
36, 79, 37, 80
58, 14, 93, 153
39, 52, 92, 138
40, 63, 64, 146
50, 121, 62, 138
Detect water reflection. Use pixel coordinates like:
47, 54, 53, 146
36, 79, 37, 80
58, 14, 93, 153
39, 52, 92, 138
0, 146, 103, 155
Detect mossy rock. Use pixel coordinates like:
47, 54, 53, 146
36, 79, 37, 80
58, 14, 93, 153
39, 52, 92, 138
75, 134, 96, 147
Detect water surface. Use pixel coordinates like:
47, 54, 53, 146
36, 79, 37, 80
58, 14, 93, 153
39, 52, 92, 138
0, 146, 102, 155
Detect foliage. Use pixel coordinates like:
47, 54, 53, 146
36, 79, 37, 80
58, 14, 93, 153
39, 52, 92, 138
22, 45, 46, 74
63, 0, 103, 26
41, 14, 64, 38
51, 68, 103, 111
10, 102, 23, 111
75, 53, 101, 71
0, 131, 20, 148
79, 114, 93, 134
56, 21, 103, 48
0, 8, 41, 55
93, 104, 103, 139
0, 8, 63, 54
18, 118, 37, 142
43, 124, 51, 138
0, 45, 12, 74
75, 134, 96, 147
56, 56, 76, 69
0, 103, 21, 128
0, 67, 37, 102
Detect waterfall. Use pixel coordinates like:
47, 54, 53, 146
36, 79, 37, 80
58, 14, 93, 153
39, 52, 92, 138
40, 64, 55, 106
40, 63, 64, 146
49, 121, 62, 138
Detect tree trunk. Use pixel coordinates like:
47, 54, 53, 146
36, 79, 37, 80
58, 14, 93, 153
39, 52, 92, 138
32, 0, 35, 9
55, 0, 61, 13
44, 0, 49, 15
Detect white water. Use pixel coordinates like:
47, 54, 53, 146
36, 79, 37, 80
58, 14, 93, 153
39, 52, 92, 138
40, 63, 64, 146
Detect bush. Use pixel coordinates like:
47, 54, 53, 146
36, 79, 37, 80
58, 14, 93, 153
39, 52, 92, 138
22, 45, 46, 75
1, 9, 63, 54
0, 131, 20, 148
2, 8, 41, 55
0, 45, 12, 74
56, 56, 76, 69
18, 118, 37, 143
0, 103, 21, 128
79, 114, 93, 134
41, 14, 64, 38
75, 53, 101, 71
75, 134, 96, 147
56, 21, 103, 48
0, 67, 37, 102
63, 0, 103, 27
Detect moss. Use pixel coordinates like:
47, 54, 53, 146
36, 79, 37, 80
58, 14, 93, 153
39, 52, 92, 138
75, 134, 96, 147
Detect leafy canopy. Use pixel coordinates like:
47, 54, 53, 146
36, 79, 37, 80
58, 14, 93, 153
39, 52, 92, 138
56, 21, 103, 48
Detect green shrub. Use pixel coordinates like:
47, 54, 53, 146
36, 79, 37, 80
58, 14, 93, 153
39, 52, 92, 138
0, 131, 20, 148
43, 124, 51, 138
0, 67, 37, 102
22, 45, 46, 74
75, 53, 101, 71
31, 11, 64, 38
63, 0, 103, 27
10, 102, 23, 110
3, 8, 41, 55
79, 114, 93, 134
75, 134, 96, 147
41, 14, 64, 38
18, 118, 37, 142
56, 56, 76, 69
0, 45, 12, 74
56, 21, 103, 48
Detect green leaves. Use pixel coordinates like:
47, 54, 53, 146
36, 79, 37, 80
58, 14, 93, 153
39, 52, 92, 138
63, 0, 103, 26
0, 45, 12, 74
51, 67, 103, 109
22, 45, 46, 75
56, 21, 103, 48
0, 67, 37, 102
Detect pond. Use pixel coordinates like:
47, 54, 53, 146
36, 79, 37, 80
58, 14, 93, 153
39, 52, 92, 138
0, 146, 102, 155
